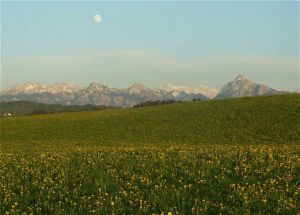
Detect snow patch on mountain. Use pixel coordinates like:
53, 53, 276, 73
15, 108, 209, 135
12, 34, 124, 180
1, 82, 81, 95
160, 83, 219, 98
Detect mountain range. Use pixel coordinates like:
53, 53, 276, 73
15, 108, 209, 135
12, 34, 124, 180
0, 75, 291, 107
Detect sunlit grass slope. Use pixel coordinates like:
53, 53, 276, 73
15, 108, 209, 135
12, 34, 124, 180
1, 94, 299, 152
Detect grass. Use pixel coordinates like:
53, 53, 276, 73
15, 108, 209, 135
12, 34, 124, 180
1, 94, 299, 152
0, 94, 300, 214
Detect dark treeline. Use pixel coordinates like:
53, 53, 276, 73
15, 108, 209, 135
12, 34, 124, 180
28, 105, 112, 115
133, 98, 203, 108
1, 98, 204, 116
133, 100, 177, 108
0, 101, 113, 116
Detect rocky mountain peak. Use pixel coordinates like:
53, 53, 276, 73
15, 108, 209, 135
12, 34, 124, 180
128, 83, 150, 94
234, 75, 249, 81
215, 75, 281, 99
87, 82, 107, 90
130, 83, 147, 89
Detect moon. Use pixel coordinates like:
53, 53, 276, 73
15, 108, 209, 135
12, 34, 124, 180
94, 15, 102, 23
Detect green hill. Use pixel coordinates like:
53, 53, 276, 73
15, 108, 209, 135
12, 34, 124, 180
1, 94, 300, 214
0, 101, 111, 116
1, 94, 299, 152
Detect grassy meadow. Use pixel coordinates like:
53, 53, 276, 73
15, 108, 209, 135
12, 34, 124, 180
1, 94, 300, 214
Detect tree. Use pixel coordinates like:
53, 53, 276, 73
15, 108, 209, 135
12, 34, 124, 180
31, 109, 48, 115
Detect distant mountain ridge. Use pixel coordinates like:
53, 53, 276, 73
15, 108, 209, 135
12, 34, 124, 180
0, 76, 288, 107
2, 82, 81, 94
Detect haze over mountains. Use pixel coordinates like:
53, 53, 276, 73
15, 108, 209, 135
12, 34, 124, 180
0, 75, 290, 107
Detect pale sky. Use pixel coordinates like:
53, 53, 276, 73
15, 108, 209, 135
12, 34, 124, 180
1, 1, 299, 91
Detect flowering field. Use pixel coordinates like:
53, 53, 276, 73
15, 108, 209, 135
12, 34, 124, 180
1, 145, 300, 214
1, 94, 299, 214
